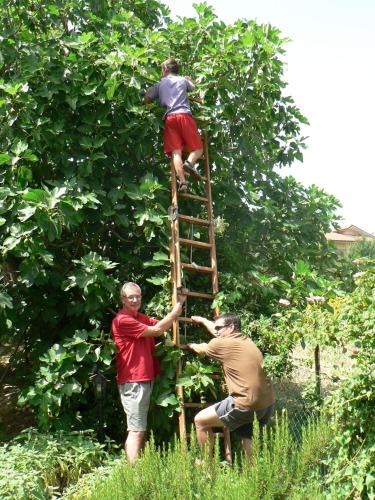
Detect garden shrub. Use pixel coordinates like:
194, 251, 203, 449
323, 261, 375, 499
0, 428, 113, 499
65, 412, 332, 500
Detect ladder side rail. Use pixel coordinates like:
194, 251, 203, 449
171, 166, 182, 292
202, 131, 219, 300
170, 161, 181, 344
170, 160, 187, 437
203, 132, 230, 457
169, 132, 231, 457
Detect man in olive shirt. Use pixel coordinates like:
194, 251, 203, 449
188, 313, 275, 458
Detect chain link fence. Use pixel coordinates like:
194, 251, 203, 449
273, 341, 355, 440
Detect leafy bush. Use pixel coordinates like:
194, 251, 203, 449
0, 428, 114, 499
148, 345, 182, 440
323, 260, 375, 499
177, 357, 219, 403
257, 259, 375, 498
19, 329, 116, 430
348, 240, 375, 261
0, 0, 342, 435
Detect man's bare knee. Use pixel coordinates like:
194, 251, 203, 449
194, 415, 205, 430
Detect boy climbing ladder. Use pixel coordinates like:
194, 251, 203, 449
144, 58, 203, 193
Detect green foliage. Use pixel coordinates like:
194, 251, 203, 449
348, 239, 375, 260
322, 260, 375, 499
244, 313, 296, 378
148, 345, 182, 438
0, 428, 113, 499
214, 258, 342, 318
250, 260, 374, 498
66, 412, 332, 500
211, 259, 344, 378
177, 357, 219, 402
19, 329, 116, 429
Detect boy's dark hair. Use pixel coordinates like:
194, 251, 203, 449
162, 58, 180, 74
216, 313, 241, 332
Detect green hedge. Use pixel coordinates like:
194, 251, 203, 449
0, 429, 113, 499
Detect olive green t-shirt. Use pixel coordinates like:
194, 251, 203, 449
204, 332, 275, 410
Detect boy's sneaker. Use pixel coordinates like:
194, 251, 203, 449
178, 181, 188, 193
183, 160, 203, 181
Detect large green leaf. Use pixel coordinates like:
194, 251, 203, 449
0, 153, 11, 165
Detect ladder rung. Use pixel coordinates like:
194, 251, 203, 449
177, 343, 189, 350
184, 172, 207, 182
183, 402, 210, 408
185, 432, 225, 438
178, 317, 195, 323
178, 215, 211, 227
181, 263, 213, 274
185, 291, 215, 300
178, 193, 209, 203
179, 238, 212, 250
216, 432, 225, 437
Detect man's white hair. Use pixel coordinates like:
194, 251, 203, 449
120, 282, 141, 298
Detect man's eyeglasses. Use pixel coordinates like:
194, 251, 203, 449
214, 324, 227, 332
126, 295, 141, 300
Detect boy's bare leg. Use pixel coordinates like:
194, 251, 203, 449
171, 150, 186, 184
187, 148, 203, 167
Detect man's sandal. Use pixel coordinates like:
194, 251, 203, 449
183, 160, 203, 181
178, 181, 188, 193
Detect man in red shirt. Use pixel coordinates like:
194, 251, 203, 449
112, 281, 186, 463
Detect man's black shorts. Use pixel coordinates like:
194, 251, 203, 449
214, 396, 275, 439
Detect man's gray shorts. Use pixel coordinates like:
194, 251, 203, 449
215, 396, 274, 439
118, 381, 154, 432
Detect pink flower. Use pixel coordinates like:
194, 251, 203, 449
305, 296, 325, 304
278, 298, 291, 307
351, 348, 360, 356
353, 272, 365, 279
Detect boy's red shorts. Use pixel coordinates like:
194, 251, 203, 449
163, 113, 203, 154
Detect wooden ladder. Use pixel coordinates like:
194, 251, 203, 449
169, 131, 232, 462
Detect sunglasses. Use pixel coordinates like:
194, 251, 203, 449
214, 324, 227, 332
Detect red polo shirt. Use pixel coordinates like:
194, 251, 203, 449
111, 309, 160, 384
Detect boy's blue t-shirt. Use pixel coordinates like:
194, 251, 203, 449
146, 75, 194, 119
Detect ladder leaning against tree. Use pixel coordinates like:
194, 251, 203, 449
168, 130, 232, 463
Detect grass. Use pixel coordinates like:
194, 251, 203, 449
65, 411, 333, 500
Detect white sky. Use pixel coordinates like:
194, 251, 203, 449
162, 0, 375, 233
